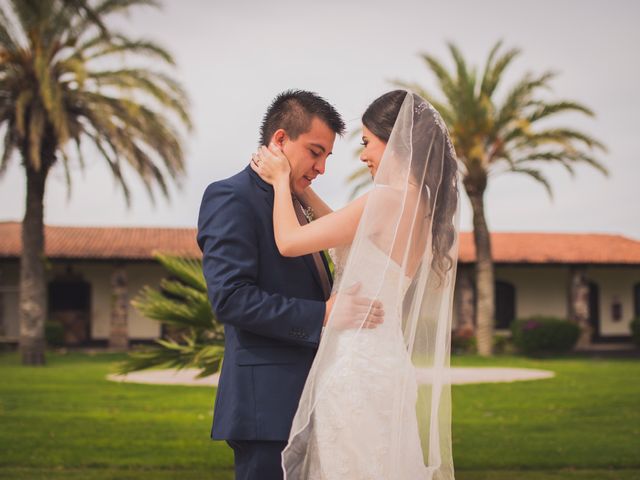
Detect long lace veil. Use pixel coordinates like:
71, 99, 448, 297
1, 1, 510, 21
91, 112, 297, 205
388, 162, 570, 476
284, 92, 461, 480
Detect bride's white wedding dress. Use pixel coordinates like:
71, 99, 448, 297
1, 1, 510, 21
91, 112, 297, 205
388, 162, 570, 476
283, 92, 458, 480
302, 239, 428, 480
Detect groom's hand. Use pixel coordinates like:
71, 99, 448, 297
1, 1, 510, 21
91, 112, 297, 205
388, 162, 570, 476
324, 282, 384, 330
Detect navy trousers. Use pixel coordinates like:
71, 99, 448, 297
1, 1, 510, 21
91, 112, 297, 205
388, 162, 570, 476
227, 440, 287, 480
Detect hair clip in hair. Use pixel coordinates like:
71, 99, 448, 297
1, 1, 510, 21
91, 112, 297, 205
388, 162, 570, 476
414, 103, 428, 115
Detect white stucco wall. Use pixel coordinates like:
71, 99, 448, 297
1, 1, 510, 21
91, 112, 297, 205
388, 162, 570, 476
495, 265, 569, 321
2, 258, 638, 344
49, 261, 164, 340
492, 264, 638, 338
125, 264, 166, 339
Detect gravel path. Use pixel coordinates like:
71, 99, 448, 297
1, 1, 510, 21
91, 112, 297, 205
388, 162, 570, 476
107, 366, 554, 387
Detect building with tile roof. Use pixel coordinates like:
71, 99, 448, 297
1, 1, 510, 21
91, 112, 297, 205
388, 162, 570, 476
1, 222, 638, 347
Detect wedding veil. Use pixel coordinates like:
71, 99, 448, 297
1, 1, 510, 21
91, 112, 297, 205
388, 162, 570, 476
284, 92, 461, 480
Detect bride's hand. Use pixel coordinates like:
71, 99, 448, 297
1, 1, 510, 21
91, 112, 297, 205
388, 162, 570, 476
250, 143, 291, 187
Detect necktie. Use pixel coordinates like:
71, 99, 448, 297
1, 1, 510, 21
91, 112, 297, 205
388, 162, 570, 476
292, 197, 332, 300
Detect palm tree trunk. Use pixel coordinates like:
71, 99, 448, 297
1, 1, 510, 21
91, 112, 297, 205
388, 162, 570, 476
19, 166, 48, 365
454, 267, 475, 335
467, 190, 495, 357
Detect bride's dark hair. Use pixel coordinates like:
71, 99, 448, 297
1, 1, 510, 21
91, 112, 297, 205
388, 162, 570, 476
362, 90, 459, 284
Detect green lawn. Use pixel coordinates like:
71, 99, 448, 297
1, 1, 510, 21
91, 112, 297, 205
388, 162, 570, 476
0, 351, 638, 479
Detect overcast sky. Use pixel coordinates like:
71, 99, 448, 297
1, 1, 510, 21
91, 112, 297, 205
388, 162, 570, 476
1, 0, 638, 239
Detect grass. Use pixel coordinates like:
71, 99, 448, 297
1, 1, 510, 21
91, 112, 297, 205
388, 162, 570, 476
0, 352, 232, 479
450, 355, 640, 471
0, 351, 638, 479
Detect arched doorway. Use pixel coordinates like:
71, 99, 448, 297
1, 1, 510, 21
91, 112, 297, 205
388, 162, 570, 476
48, 272, 91, 345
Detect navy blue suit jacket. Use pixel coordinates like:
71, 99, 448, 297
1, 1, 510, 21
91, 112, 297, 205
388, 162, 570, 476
197, 165, 330, 441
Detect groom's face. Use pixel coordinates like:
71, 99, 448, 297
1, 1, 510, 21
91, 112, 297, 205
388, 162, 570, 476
276, 117, 336, 196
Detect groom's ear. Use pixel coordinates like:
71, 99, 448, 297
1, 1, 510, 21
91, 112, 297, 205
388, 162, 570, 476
272, 129, 287, 149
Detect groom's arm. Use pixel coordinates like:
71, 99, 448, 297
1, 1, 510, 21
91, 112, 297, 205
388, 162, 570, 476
197, 181, 325, 347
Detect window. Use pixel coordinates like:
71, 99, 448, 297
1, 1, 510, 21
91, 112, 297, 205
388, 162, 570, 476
495, 280, 516, 329
48, 275, 92, 345
48, 280, 91, 312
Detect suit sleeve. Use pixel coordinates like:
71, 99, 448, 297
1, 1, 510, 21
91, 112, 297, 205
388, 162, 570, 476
197, 182, 325, 347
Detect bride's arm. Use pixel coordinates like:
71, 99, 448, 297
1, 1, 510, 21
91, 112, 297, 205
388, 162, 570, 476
297, 187, 333, 218
251, 145, 367, 257
273, 184, 367, 257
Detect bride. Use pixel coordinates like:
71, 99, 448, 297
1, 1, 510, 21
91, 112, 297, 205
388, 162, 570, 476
251, 90, 460, 480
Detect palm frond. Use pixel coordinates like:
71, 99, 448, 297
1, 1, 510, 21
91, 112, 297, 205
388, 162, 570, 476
0, 6, 25, 50
353, 42, 608, 203
527, 100, 594, 122
58, 146, 74, 197
154, 252, 207, 290
419, 52, 458, 105
85, 33, 175, 64
119, 252, 224, 377
117, 335, 224, 379
447, 42, 472, 95
0, 0, 191, 204
495, 71, 556, 133
515, 128, 607, 151
509, 166, 553, 199
347, 165, 372, 199
68, 0, 155, 39
480, 41, 521, 98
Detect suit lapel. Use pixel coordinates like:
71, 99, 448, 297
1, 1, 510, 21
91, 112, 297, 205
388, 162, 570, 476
246, 165, 274, 210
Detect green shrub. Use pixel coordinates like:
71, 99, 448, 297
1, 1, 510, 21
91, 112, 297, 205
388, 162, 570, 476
493, 333, 515, 354
451, 328, 477, 354
511, 316, 580, 356
631, 317, 640, 347
45, 321, 65, 347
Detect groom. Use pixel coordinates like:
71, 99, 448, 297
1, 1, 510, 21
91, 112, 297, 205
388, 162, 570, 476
198, 90, 373, 479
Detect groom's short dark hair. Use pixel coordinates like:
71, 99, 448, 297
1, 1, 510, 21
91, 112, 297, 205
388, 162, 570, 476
259, 90, 345, 146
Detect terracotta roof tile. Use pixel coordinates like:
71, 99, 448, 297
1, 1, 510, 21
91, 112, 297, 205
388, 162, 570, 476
1, 221, 639, 264
0, 221, 199, 261
457, 231, 640, 264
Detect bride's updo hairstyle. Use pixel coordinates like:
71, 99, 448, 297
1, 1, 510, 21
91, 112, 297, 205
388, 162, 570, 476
362, 90, 459, 284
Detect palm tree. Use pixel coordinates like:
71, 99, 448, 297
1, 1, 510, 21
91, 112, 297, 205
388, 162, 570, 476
0, 0, 192, 365
350, 41, 607, 356
118, 253, 224, 378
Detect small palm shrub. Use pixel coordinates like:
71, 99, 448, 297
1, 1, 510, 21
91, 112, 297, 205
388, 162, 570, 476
118, 253, 224, 378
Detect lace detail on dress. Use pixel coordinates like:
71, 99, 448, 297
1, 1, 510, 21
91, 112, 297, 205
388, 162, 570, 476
327, 245, 350, 292
301, 238, 429, 480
